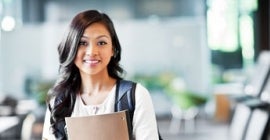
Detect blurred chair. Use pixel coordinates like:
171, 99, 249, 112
167, 89, 207, 134
214, 51, 270, 123
230, 51, 270, 102
244, 108, 270, 140
21, 113, 36, 140
0, 116, 21, 139
244, 75, 270, 140
229, 104, 252, 140
229, 68, 270, 140
169, 105, 199, 134
230, 105, 270, 140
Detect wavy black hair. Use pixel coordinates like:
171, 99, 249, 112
47, 10, 124, 139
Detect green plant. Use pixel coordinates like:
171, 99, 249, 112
33, 81, 54, 105
165, 77, 208, 110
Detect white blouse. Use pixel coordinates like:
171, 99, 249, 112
42, 83, 159, 140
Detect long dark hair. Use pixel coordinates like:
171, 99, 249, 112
47, 10, 124, 138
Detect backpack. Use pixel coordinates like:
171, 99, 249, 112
115, 80, 163, 140
51, 80, 162, 140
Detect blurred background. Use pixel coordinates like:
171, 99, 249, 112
0, 0, 270, 139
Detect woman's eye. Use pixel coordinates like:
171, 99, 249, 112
79, 41, 88, 46
97, 41, 107, 46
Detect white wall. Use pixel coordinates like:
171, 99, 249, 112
0, 17, 211, 98
117, 17, 211, 94
0, 30, 3, 91
1, 23, 66, 98
1, 25, 41, 98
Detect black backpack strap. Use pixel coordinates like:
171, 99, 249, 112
114, 80, 136, 113
114, 80, 136, 139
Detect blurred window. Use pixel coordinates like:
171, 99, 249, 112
207, 0, 258, 69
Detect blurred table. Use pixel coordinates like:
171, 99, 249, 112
0, 116, 19, 134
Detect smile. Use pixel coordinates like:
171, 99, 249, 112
84, 60, 100, 64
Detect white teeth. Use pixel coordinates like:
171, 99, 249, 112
84, 60, 99, 64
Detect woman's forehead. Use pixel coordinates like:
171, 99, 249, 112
82, 23, 111, 39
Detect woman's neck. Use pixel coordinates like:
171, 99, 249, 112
80, 73, 116, 96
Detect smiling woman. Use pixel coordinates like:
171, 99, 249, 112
74, 23, 114, 76
42, 10, 160, 140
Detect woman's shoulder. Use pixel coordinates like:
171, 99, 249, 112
47, 96, 56, 109
120, 79, 148, 91
135, 82, 148, 91
132, 82, 151, 99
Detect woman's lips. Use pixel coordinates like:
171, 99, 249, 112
84, 60, 99, 64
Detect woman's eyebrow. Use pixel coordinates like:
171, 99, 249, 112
96, 35, 110, 39
80, 36, 88, 39
81, 34, 109, 39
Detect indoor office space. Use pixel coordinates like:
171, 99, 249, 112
0, 0, 270, 139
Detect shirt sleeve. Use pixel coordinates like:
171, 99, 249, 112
42, 108, 52, 140
132, 83, 159, 140
42, 98, 56, 140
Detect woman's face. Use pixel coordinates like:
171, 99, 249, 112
74, 22, 114, 76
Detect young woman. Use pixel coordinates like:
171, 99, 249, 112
42, 10, 159, 140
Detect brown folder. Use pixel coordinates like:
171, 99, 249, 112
65, 110, 132, 140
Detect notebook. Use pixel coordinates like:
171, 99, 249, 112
65, 110, 132, 140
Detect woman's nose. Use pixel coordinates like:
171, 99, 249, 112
86, 44, 97, 55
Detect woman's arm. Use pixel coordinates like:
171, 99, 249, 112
42, 108, 53, 140
132, 83, 159, 140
